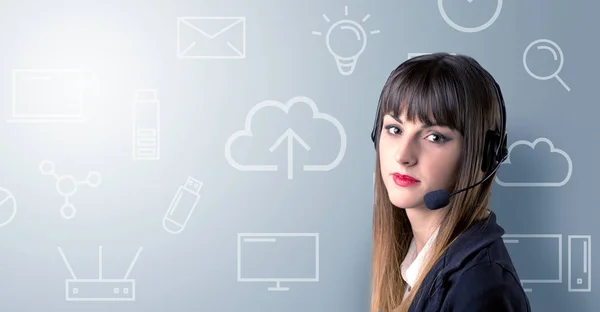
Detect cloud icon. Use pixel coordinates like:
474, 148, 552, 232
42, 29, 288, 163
494, 137, 572, 187
224, 96, 347, 179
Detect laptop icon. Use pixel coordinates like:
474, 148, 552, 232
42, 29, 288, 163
8, 69, 88, 123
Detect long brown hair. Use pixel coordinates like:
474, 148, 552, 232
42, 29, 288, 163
369, 53, 504, 312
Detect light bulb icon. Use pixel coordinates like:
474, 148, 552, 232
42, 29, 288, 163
313, 6, 380, 76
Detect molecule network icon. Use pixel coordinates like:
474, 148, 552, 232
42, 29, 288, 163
39, 160, 101, 220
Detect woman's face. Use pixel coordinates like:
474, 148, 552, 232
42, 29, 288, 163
378, 111, 463, 210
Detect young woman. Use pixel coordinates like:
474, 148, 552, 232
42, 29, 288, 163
369, 53, 531, 312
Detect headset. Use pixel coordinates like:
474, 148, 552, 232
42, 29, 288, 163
370, 55, 509, 210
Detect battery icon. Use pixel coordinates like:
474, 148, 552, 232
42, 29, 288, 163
132, 89, 160, 160
163, 177, 202, 234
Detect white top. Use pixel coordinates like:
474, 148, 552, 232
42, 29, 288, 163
401, 227, 440, 299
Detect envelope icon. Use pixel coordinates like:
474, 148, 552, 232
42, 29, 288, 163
177, 17, 246, 59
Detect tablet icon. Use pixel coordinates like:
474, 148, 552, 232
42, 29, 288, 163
438, 0, 502, 33
523, 39, 570, 92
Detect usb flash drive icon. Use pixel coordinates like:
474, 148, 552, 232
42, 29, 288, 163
163, 176, 202, 234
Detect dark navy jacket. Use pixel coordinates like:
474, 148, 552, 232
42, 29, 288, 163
408, 211, 531, 312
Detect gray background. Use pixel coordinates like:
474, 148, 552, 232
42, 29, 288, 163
0, 0, 596, 311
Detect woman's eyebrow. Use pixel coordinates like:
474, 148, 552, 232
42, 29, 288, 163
385, 114, 439, 129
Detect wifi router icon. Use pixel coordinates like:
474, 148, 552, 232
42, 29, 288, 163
57, 246, 143, 301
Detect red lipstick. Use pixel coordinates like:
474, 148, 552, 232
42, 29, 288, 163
392, 173, 420, 187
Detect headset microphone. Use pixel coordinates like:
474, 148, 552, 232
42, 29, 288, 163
423, 152, 507, 210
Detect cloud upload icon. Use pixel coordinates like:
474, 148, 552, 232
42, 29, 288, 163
224, 96, 347, 179
494, 137, 572, 187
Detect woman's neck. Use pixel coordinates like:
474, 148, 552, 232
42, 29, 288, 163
405, 207, 445, 253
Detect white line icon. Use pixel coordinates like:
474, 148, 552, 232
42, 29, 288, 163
57, 246, 143, 302
523, 39, 570, 92
568, 235, 592, 292
438, 0, 502, 33
224, 96, 347, 179
503, 234, 562, 293
163, 176, 202, 234
407, 52, 456, 59
268, 128, 311, 179
237, 233, 319, 291
8, 69, 88, 123
495, 137, 572, 187
312, 6, 380, 76
39, 160, 101, 219
177, 17, 246, 59
0, 187, 17, 228
133, 89, 160, 161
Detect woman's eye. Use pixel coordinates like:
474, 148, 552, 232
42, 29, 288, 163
427, 133, 447, 143
384, 125, 400, 135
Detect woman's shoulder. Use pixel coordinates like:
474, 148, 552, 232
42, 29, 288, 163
440, 259, 531, 311
451, 253, 521, 287
442, 211, 521, 281
433, 216, 531, 311
412, 212, 532, 311
415, 243, 531, 312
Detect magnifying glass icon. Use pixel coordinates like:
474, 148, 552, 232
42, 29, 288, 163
523, 39, 570, 92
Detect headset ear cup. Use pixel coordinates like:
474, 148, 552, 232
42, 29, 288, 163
499, 133, 508, 162
482, 130, 500, 173
371, 127, 377, 147
371, 124, 379, 149
371, 104, 382, 149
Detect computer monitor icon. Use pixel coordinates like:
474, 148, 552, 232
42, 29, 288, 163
237, 233, 319, 291
8, 69, 87, 123
503, 234, 562, 293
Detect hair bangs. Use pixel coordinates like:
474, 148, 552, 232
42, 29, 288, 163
380, 60, 466, 134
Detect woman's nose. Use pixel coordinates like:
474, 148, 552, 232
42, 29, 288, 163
394, 138, 418, 166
